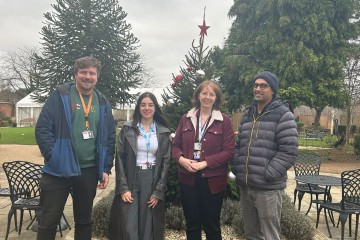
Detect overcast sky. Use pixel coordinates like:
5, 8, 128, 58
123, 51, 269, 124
0, 0, 234, 86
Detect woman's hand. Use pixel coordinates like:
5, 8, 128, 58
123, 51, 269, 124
147, 196, 159, 208
179, 156, 199, 173
121, 191, 133, 203
192, 161, 208, 171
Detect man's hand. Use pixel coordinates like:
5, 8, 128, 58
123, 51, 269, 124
97, 172, 109, 189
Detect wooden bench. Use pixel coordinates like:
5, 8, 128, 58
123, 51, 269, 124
19, 118, 37, 127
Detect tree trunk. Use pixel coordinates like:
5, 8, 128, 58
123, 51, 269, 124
313, 108, 323, 128
345, 104, 352, 144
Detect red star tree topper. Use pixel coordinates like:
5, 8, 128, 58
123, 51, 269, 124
198, 19, 210, 36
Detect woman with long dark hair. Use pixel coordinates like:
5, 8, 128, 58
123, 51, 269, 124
108, 92, 171, 240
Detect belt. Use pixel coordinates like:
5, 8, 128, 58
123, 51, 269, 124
136, 165, 155, 170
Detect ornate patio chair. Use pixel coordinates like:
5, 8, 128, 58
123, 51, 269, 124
316, 168, 360, 239
293, 151, 331, 214
3, 160, 69, 240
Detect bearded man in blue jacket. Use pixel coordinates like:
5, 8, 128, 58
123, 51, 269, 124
35, 56, 116, 240
232, 71, 298, 240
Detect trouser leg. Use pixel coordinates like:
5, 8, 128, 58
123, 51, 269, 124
138, 169, 154, 240
126, 181, 139, 240
255, 189, 283, 240
72, 167, 97, 240
37, 173, 71, 240
180, 177, 202, 240
198, 175, 223, 240
241, 187, 264, 240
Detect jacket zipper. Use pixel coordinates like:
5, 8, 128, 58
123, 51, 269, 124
245, 110, 272, 185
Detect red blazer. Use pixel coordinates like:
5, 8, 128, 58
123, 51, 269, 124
172, 108, 235, 194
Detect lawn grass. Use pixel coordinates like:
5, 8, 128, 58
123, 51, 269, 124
0, 127, 36, 145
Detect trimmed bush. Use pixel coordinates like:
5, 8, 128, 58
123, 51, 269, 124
165, 204, 186, 230
220, 198, 240, 225
92, 190, 115, 238
281, 194, 314, 240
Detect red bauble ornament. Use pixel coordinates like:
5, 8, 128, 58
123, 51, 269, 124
175, 75, 183, 82
171, 82, 176, 87
187, 66, 192, 71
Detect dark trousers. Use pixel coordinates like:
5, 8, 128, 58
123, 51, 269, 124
37, 167, 97, 240
180, 172, 224, 240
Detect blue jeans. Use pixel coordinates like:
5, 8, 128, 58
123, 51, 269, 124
240, 187, 283, 240
180, 172, 224, 240
37, 167, 97, 240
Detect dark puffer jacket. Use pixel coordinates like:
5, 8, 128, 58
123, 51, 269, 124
232, 97, 298, 190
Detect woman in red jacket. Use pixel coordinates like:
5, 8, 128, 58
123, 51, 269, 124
172, 80, 235, 240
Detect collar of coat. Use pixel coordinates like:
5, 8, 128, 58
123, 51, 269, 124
186, 108, 223, 129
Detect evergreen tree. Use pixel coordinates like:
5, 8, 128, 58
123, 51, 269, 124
215, 0, 360, 126
162, 12, 216, 204
162, 14, 215, 132
34, 0, 142, 106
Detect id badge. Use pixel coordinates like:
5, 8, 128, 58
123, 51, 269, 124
194, 142, 202, 151
82, 130, 94, 140
193, 150, 201, 160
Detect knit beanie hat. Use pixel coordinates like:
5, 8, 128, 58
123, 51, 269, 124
253, 71, 279, 94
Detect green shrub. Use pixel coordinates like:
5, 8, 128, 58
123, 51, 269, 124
231, 194, 315, 240
165, 204, 186, 230
220, 198, 240, 225
354, 134, 360, 156
92, 190, 115, 238
281, 194, 314, 240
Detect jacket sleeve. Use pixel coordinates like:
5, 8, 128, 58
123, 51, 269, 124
35, 91, 57, 162
152, 133, 171, 200
114, 127, 130, 195
172, 115, 185, 162
266, 111, 298, 181
205, 115, 235, 169
103, 101, 116, 174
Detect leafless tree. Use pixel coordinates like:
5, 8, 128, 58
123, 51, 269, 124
0, 47, 42, 97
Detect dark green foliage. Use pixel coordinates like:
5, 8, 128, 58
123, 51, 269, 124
92, 190, 115, 238
165, 204, 186, 231
225, 177, 240, 200
216, 0, 360, 116
354, 134, 360, 156
231, 195, 315, 240
165, 159, 181, 205
34, 0, 142, 106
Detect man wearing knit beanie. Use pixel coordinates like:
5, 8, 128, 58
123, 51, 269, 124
232, 71, 298, 239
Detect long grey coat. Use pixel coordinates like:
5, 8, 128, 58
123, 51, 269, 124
232, 97, 298, 190
108, 121, 171, 240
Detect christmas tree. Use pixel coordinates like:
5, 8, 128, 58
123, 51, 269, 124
162, 9, 216, 204
162, 8, 215, 132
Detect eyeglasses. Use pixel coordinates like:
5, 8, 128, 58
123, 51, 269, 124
253, 83, 269, 90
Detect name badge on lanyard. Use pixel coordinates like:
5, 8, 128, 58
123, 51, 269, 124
82, 130, 94, 140
193, 114, 211, 161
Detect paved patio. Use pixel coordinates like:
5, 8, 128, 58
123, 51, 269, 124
0, 167, 358, 239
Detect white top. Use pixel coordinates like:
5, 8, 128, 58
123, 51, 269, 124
136, 122, 158, 166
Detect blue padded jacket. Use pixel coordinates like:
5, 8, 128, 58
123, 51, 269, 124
35, 83, 116, 181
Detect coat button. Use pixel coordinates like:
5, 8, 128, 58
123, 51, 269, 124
203, 139, 206, 141
202, 173, 205, 177
215, 131, 217, 134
